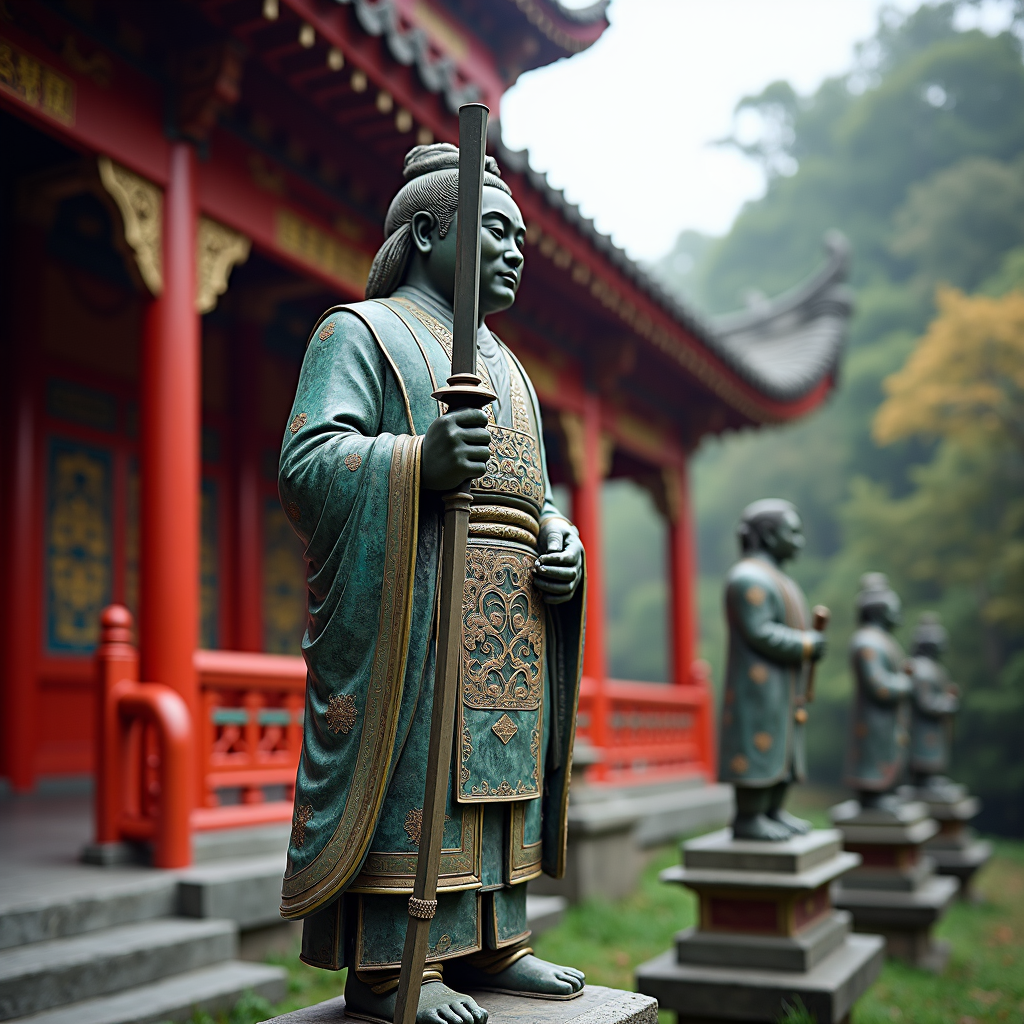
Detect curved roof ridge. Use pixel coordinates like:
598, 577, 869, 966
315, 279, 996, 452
492, 126, 852, 406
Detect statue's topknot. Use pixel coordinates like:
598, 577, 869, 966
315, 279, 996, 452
401, 142, 503, 181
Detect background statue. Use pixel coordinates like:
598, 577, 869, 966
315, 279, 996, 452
844, 573, 913, 811
277, 143, 586, 1024
719, 499, 827, 841
909, 612, 960, 794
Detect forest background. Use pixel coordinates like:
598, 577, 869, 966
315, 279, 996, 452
603, 0, 1024, 835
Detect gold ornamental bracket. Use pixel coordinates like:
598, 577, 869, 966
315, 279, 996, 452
98, 156, 250, 312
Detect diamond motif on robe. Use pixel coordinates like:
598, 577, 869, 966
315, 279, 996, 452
491, 713, 518, 745
291, 804, 313, 848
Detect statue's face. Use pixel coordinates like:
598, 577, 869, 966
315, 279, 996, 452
763, 509, 804, 563
478, 188, 526, 316
407, 186, 525, 318
883, 593, 902, 629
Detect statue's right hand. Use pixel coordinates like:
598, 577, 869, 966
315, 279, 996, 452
809, 630, 827, 661
421, 408, 491, 491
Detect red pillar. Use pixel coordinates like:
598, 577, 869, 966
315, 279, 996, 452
139, 143, 200, 748
1, 226, 43, 791
668, 461, 696, 688
667, 460, 717, 776
232, 325, 263, 652
571, 392, 609, 770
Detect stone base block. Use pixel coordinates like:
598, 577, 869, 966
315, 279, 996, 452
675, 910, 850, 973
636, 933, 884, 1024
259, 985, 658, 1024
927, 840, 992, 900
833, 874, 958, 970
841, 854, 936, 892
531, 781, 732, 903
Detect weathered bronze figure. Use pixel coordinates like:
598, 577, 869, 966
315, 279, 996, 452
908, 613, 960, 793
277, 142, 585, 1024
844, 573, 913, 811
719, 499, 827, 841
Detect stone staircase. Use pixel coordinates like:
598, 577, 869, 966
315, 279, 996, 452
0, 802, 566, 1024
0, 861, 287, 1024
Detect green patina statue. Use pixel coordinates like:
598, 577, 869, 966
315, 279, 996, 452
908, 613, 960, 794
718, 499, 827, 841
844, 573, 913, 812
277, 144, 586, 1024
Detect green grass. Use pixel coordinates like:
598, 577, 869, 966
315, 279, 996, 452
184, 802, 1024, 1024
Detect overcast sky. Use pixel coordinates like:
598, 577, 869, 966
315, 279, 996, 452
499, 0, 1013, 262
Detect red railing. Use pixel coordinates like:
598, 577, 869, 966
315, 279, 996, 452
576, 673, 713, 785
95, 604, 715, 865
192, 648, 305, 831
95, 606, 194, 868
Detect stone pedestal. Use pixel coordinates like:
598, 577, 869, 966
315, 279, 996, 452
258, 985, 658, 1024
830, 800, 959, 971
910, 784, 992, 900
636, 829, 883, 1023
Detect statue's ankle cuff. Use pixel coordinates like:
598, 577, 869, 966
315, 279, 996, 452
355, 965, 444, 995
465, 940, 534, 975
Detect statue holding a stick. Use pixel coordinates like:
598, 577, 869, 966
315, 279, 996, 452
278, 104, 586, 1024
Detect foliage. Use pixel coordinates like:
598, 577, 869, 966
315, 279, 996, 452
645, 1, 1024, 834
875, 287, 1024, 454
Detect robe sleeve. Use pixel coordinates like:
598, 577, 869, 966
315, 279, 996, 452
727, 573, 808, 666
279, 309, 425, 920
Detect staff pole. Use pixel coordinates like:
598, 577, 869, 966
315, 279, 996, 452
393, 102, 495, 1024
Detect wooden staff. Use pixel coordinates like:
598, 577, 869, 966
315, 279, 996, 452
805, 605, 830, 704
393, 102, 496, 1024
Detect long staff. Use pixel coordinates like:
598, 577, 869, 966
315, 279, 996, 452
393, 102, 495, 1024
805, 605, 830, 703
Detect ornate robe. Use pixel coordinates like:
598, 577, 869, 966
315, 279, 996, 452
276, 287, 585, 973
718, 556, 811, 788
909, 654, 958, 776
844, 625, 912, 793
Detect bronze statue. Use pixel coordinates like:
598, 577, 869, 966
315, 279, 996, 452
844, 573, 913, 811
719, 499, 827, 841
277, 143, 586, 1024
909, 613, 959, 794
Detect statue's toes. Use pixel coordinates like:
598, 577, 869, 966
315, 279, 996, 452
554, 970, 584, 992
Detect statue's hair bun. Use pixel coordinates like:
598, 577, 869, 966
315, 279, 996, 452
402, 142, 502, 181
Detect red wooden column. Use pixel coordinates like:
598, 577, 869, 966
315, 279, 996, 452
571, 391, 609, 774
667, 459, 716, 776
668, 461, 696, 688
1, 227, 43, 790
231, 324, 263, 652
139, 143, 200, 747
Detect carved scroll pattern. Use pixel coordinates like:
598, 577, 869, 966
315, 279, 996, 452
98, 156, 163, 295
196, 216, 251, 313
462, 548, 543, 710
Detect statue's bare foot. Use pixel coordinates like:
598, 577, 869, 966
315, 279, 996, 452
732, 812, 792, 841
453, 954, 585, 999
344, 973, 487, 1024
770, 808, 812, 835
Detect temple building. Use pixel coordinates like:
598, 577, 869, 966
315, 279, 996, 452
0, 0, 851, 862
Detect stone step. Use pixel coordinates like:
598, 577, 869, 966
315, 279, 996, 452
8, 961, 287, 1024
0, 876, 177, 952
178, 857, 286, 931
0, 918, 236, 1020
525, 894, 566, 935
192, 825, 290, 864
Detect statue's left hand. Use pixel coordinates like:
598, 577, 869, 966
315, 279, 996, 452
534, 521, 583, 605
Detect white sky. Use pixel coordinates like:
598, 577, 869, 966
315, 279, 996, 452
499, 0, 1013, 262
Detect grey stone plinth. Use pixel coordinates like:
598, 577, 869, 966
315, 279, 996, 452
833, 874, 959, 970
683, 828, 844, 874
636, 933, 884, 1024
928, 837, 992, 898
925, 795, 979, 821
662, 829, 859, 893
830, 799, 929, 827
260, 985, 658, 1024
675, 910, 851, 972
840, 854, 936, 892
530, 781, 732, 903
